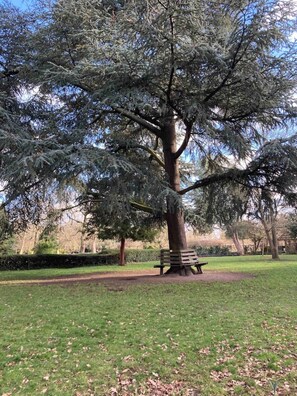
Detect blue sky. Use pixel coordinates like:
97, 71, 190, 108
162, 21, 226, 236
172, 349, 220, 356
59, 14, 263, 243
10, 0, 31, 9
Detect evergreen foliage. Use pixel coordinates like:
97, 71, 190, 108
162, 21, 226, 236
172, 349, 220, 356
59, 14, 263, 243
0, 210, 15, 255
0, 0, 297, 253
33, 209, 61, 254
287, 212, 297, 240
34, 238, 59, 255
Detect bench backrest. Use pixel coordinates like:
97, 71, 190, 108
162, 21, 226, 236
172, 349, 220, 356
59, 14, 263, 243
160, 249, 198, 266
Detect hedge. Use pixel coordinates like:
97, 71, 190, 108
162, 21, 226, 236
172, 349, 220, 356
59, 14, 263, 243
0, 246, 237, 271
191, 245, 235, 256
0, 253, 119, 271
99, 249, 161, 263
124, 249, 160, 262
0, 250, 161, 271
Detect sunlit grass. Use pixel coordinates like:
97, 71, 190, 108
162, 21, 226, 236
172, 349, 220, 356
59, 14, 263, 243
0, 255, 296, 395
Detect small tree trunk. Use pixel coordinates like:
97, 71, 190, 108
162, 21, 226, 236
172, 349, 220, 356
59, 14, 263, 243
231, 230, 244, 255
33, 226, 39, 251
119, 237, 126, 266
80, 235, 86, 253
261, 241, 265, 255
92, 235, 97, 253
270, 220, 279, 260
80, 214, 88, 253
253, 241, 256, 254
18, 233, 26, 254
261, 218, 279, 260
255, 240, 261, 253
252, 239, 258, 254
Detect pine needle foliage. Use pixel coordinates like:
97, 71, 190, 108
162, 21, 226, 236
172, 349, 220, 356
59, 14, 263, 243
31, 0, 297, 187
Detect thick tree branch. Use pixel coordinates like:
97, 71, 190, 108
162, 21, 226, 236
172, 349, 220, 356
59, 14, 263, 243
114, 107, 162, 137
83, 194, 156, 216
179, 171, 240, 195
179, 158, 270, 195
130, 200, 155, 214
180, 136, 297, 194
134, 108, 162, 128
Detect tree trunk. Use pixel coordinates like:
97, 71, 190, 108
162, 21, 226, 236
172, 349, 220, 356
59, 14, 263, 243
92, 235, 97, 253
162, 118, 189, 275
253, 240, 257, 254
80, 213, 88, 253
252, 238, 259, 254
261, 218, 279, 260
18, 233, 26, 254
231, 230, 244, 255
119, 237, 126, 266
33, 226, 39, 251
261, 241, 265, 255
80, 234, 86, 253
270, 219, 279, 260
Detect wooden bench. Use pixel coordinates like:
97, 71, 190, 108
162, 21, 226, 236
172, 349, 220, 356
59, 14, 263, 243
154, 249, 208, 276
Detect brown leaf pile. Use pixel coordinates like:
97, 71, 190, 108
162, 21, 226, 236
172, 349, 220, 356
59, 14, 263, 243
210, 339, 297, 395
108, 370, 199, 395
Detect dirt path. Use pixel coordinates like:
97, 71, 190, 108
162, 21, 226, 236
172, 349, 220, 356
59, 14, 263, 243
0, 269, 255, 289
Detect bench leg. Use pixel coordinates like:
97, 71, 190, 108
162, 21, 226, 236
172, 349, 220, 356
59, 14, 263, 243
160, 266, 164, 275
195, 265, 203, 274
190, 266, 197, 275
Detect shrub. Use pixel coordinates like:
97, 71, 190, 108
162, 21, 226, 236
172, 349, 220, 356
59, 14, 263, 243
34, 238, 59, 254
194, 245, 233, 257
0, 236, 16, 255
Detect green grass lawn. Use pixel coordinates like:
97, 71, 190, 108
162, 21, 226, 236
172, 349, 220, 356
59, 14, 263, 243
0, 255, 296, 395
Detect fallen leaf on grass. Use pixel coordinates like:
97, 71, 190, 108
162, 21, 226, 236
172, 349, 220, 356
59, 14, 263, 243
123, 355, 133, 362
199, 347, 210, 355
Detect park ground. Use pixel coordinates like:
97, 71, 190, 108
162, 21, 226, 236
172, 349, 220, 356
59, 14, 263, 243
0, 255, 296, 395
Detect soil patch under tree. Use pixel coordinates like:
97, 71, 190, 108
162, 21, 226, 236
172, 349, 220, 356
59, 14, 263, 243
1, 269, 255, 289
